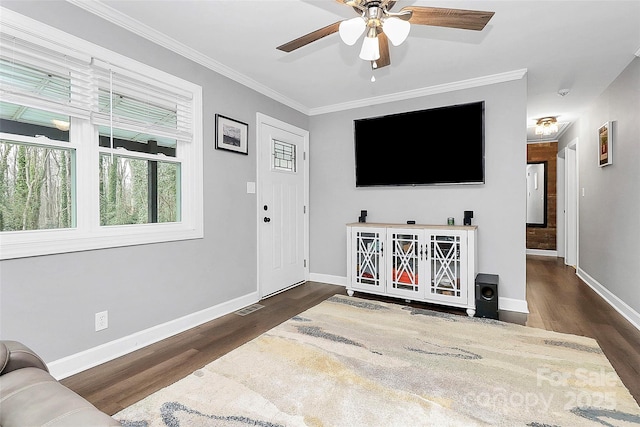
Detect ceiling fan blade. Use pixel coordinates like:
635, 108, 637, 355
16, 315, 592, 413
336, 0, 365, 14
401, 6, 494, 31
375, 31, 391, 69
276, 21, 342, 52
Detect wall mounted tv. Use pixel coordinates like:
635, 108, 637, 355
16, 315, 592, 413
354, 101, 485, 187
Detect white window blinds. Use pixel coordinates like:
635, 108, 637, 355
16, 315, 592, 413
0, 32, 92, 120
91, 59, 193, 143
0, 30, 193, 144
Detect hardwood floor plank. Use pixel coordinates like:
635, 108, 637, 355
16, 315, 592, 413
61, 282, 344, 414
60, 261, 640, 414
525, 255, 640, 403
99, 348, 202, 415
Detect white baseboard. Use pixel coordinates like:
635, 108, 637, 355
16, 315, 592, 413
47, 275, 534, 379
577, 267, 640, 331
526, 249, 559, 257
309, 273, 346, 287
309, 274, 529, 314
499, 297, 529, 314
48, 291, 260, 380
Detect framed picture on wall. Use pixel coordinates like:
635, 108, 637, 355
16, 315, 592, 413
598, 121, 612, 167
215, 114, 248, 155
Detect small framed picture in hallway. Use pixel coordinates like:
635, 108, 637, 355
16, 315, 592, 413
598, 121, 612, 167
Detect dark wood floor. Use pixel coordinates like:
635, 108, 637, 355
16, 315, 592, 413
61, 256, 640, 415
525, 255, 640, 403
61, 281, 344, 415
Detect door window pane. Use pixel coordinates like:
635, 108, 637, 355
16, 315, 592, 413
273, 139, 296, 172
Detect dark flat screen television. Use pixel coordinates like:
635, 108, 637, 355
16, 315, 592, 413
354, 101, 485, 187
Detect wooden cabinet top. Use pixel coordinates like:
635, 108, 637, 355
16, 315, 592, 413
346, 223, 478, 231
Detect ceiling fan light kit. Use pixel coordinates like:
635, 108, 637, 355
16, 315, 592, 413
339, 16, 366, 45
277, 0, 495, 72
383, 17, 411, 46
359, 28, 381, 60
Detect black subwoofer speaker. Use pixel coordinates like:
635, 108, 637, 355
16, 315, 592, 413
475, 273, 499, 319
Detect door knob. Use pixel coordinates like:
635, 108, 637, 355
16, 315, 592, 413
264, 217, 271, 223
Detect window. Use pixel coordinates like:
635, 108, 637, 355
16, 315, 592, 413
273, 139, 296, 172
1, 102, 74, 232
0, 10, 203, 259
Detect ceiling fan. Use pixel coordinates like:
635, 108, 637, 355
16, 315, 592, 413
277, 0, 495, 69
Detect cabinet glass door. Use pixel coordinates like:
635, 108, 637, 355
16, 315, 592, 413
387, 229, 423, 299
352, 228, 386, 292
427, 231, 467, 304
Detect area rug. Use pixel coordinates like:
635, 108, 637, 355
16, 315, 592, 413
115, 295, 640, 426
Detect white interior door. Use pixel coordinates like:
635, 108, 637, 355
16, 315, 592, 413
257, 114, 309, 297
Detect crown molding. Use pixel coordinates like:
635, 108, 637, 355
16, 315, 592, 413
65, 1, 526, 117
308, 69, 528, 116
65, 0, 310, 115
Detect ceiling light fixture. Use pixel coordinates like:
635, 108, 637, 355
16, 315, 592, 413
338, 1, 410, 65
535, 117, 559, 136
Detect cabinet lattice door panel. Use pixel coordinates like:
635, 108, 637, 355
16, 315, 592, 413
350, 227, 386, 292
428, 231, 467, 304
347, 224, 477, 316
387, 230, 422, 298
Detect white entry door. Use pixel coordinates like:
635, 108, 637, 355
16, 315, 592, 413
257, 114, 309, 297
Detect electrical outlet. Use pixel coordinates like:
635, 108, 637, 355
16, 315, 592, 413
95, 311, 108, 331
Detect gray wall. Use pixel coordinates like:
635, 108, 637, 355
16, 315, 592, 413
0, 1, 308, 362
559, 58, 640, 316
0, 2, 529, 364
308, 79, 528, 304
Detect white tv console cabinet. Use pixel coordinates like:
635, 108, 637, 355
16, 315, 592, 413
346, 223, 478, 316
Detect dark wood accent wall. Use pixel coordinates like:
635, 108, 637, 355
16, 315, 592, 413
527, 142, 557, 250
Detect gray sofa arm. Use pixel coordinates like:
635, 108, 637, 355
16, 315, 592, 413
0, 340, 49, 375
0, 340, 121, 427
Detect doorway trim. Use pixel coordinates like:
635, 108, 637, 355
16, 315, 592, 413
255, 113, 310, 298
564, 138, 579, 268
556, 149, 565, 258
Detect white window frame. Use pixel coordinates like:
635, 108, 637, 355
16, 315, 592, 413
0, 8, 203, 260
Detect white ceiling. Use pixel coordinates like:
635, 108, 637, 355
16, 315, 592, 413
70, 1, 640, 142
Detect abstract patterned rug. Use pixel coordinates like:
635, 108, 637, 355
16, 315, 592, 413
115, 295, 640, 426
